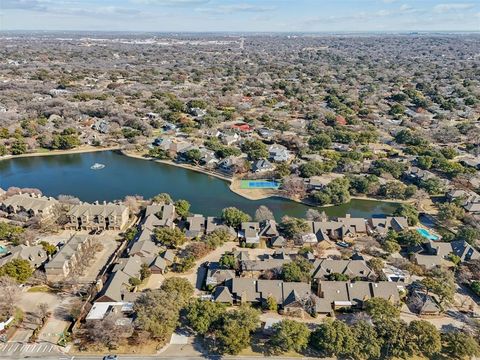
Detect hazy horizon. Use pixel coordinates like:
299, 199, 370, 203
0, 0, 479, 32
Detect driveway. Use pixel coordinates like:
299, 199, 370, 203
78, 231, 121, 282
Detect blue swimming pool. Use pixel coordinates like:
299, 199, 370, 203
417, 228, 439, 241
0, 246, 8, 254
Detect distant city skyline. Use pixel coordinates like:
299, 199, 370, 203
0, 0, 479, 32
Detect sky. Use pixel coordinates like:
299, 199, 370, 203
0, 0, 479, 32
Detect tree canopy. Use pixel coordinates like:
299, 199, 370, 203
221, 207, 251, 229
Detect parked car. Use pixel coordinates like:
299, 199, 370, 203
103, 356, 118, 360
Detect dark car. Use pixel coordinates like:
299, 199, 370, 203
103, 356, 118, 360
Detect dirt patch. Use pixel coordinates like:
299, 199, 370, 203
230, 178, 279, 200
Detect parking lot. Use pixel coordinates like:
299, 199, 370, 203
0, 342, 60, 356
78, 230, 122, 282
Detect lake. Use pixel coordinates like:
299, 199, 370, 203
0, 150, 399, 219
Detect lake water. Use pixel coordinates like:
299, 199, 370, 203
0, 151, 399, 219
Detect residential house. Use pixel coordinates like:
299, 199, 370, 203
212, 286, 234, 304
259, 220, 279, 240
143, 203, 176, 229
65, 203, 129, 231
270, 236, 287, 248
218, 156, 242, 174
252, 159, 275, 173
154, 137, 191, 157
185, 215, 206, 238
146, 112, 160, 120
92, 119, 109, 134
222, 278, 316, 317
315, 281, 400, 314
129, 236, 161, 258
220, 132, 240, 146
95, 270, 139, 303
0, 244, 47, 269
413, 240, 480, 269
239, 222, 260, 244
460, 157, 480, 170
312, 215, 367, 241
447, 189, 480, 214
240, 258, 291, 278
190, 107, 207, 118
163, 122, 177, 132
0, 193, 58, 219
405, 167, 436, 182
113, 255, 143, 279
198, 148, 219, 166
300, 233, 318, 245
205, 263, 235, 287
233, 250, 251, 262
162, 249, 176, 265
231, 123, 254, 133
115, 253, 167, 277
407, 289, 441, 316
176, 145, 198, 162
44, 234, 93, 282
86, 301, 134, 321
257, 128, 274, 139
206, 217, 224, 234
311, 259, 373, 281
306, 178, 328, 191
149, 256, 168, 274
368, 216, 409, 235
268, 144, 292, 162
383, 265, 410, 284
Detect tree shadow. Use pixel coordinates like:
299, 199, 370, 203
195, 263, 207, 291
53, 303, 75, 322
191, 336, 221, 359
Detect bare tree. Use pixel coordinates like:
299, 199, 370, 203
124, 195, 143, 214
0, 276, 21, 318
37, 302, 50, 323
305, 209, 327, 221
254, 205, 274, 222
281, 176, 307, 199
84, 312, 131, 349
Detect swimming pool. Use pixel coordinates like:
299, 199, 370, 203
417, 228, 439, 241
241, 180, 280, 189
0, 246, 8, 254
